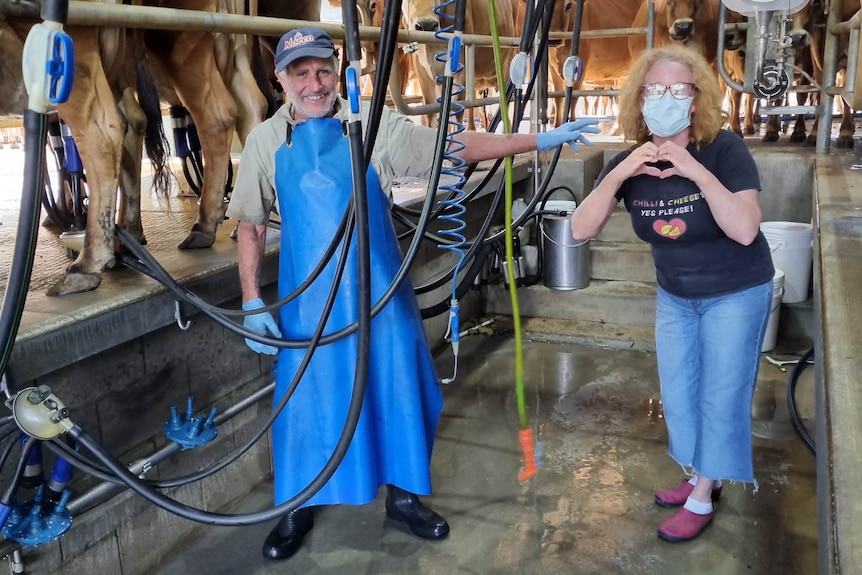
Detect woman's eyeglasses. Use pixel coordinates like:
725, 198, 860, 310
642, 82, 696, 100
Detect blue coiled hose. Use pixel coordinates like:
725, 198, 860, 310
432, 0, 468, 382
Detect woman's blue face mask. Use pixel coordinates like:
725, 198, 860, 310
642, 91, 693, 137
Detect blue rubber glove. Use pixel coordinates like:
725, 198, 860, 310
242, 298, 282, 355
536, 119, 602, 152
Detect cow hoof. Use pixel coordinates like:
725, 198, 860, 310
744, 127, 755, 136
803, 136, 817, 147
789, 132, 806, 143
178, 228, 216, 250
47, 272, 102, 296
761, 132, 779, 143
836, 137, 855, 149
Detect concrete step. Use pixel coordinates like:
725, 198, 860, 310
590, 242, 656, 283
490, 315, 657, 351
595, 209, 639, 243
485, 278, 656, 322
483, 280, 658, 348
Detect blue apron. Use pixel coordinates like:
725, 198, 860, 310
271, 119, 443, 507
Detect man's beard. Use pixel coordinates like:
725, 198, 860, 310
288, 90, 337, 119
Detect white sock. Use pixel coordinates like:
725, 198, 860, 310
683, 496, 714, 515
688, 477, 722, 489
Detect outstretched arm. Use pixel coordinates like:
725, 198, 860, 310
455, 120, 601, 164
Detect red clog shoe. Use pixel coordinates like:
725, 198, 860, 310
657, 507, 715, 542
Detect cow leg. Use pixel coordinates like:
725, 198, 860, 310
548, 49, 567, 125
836, 97, 855, 148
728, 88, 742, 137
48, 33, 124, 295
762, 114, 781, 142
117, 87, 147, 244
742, 93, 755, 135
226, 34, 267, 145
789, 89, 809, 143
167, 32, 237, 249
414, 48, 439, 127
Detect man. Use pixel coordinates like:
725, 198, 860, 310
226, 26, 598, 562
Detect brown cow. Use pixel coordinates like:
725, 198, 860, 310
629, 0, 723, 65
401, 0, 517, 129
548, 0, 641, 125
2, 0, 269, 295
724, 9, 756, 137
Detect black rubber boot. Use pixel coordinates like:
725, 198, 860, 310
262, 507, 314, 561
385, 485, 449, 540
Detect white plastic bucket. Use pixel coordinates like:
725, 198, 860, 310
760, 221, 813, 303
542, 200, 578, 215
761, 269, 785, 352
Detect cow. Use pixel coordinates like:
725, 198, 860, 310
629, 0, 723, 65
401, 0, 517, 129
724, 9, 756, 137
549, 0, 641, 125
2, 0, 270, 295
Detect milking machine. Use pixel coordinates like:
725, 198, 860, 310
168, 104, 234, 201
722, 0, 812, 102
42, 115, 87, 236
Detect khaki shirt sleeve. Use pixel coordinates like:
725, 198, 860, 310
225, 123, 277, 225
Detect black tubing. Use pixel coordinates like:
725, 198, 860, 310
787, 348, 816, 454
0, 109, 47, 380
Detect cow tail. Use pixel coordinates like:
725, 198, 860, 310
251, 35, 279, 118
133, 30, 172, 201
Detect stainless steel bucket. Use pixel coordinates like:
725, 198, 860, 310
540, 213, 590, 291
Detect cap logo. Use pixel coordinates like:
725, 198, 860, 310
283, 31, 316, 52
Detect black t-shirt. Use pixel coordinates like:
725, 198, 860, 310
596, 130, 774, 299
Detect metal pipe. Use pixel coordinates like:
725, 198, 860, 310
42, 1, 523, 47
647, 0, 654, 50
829, 8, 862, 35
717, 3, 746, 93
3, 2, 649, 44
817, 0, 844, 153
754, 10, 775, 93
843, 26, 859, 98
546, 26, 649, 40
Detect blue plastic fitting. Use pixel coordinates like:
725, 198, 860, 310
164, 396, 219, 450
62, 133, 82, 172
345, 67, 360, 114
447, 36, 462, 76
47, 32, 75, 105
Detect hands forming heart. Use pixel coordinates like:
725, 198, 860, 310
621, 141, 701, 181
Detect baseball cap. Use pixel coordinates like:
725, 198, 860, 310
274, 27, 336, 72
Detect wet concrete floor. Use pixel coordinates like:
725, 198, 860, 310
147, 333, 818, 575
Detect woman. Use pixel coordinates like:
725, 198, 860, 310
571, 45, 774, 542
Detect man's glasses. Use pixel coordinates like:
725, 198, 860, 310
642, 82, 696, 100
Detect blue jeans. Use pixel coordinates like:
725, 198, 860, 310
655, 280, 772, 483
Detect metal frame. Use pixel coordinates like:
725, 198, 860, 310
717, 0, 862, 153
